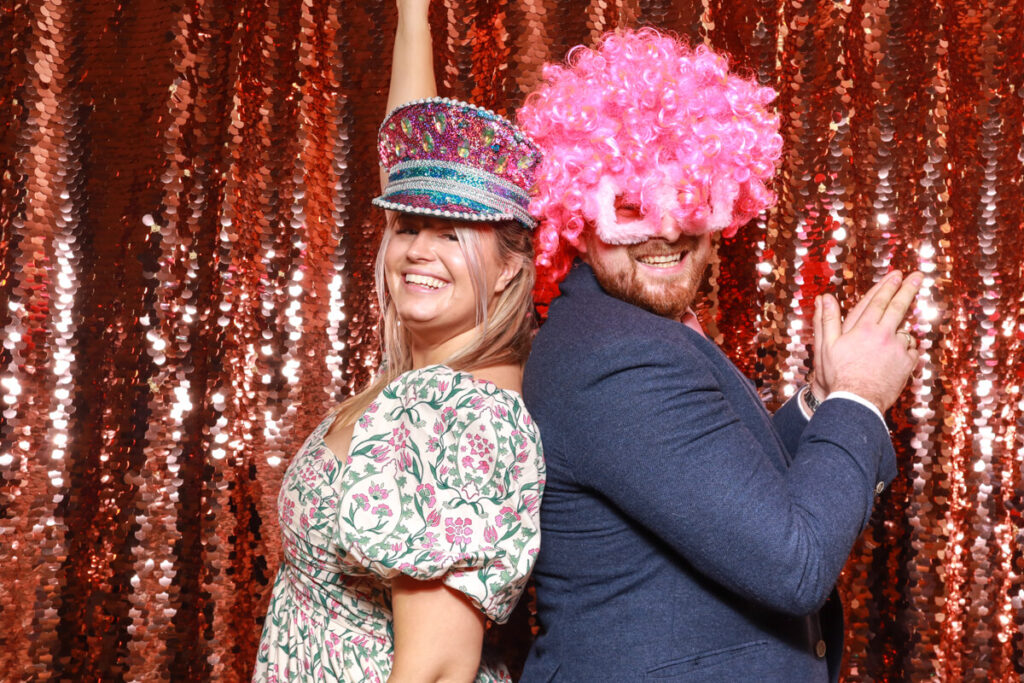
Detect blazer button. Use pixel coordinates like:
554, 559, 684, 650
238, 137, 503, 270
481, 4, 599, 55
875, 481, 885, 495
816, 640, 827, 658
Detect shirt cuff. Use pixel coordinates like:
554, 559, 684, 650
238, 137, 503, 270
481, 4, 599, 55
826, 390, 886, 425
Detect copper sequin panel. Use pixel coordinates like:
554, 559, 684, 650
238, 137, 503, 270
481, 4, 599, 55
0, 0, 1021, 680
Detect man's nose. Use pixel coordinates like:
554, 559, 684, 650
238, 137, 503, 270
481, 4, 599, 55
654, 213, 683, 242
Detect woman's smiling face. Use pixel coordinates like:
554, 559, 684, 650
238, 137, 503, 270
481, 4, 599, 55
383, 214, 513, 352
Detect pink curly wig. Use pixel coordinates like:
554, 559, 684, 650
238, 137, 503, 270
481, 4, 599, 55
517, 28, 784, 305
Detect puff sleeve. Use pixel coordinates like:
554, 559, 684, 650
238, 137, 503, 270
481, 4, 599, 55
336, 365, 545, 623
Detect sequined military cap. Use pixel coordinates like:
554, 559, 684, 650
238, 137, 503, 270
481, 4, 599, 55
374, 97, 542, 230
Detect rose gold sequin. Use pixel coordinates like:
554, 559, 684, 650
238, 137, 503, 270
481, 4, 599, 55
0, 1, 1021, 680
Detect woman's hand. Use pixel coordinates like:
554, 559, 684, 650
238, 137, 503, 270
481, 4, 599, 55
396, 0, 432, 15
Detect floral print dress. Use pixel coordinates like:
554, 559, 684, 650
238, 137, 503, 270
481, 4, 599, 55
253, 365, 545, 682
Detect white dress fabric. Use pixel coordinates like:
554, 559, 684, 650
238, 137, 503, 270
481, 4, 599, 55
252, 365, 545, 682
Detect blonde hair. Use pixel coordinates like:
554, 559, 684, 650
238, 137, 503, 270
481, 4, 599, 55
331, 214, 536, 431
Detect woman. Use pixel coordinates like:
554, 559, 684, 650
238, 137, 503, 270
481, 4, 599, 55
252, 2, 544, 681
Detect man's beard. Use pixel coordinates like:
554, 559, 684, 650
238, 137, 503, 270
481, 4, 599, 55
590, 248, 708, 321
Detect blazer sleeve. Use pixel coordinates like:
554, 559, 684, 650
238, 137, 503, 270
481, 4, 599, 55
566, 337, 895, 617
772, 391, 810, 456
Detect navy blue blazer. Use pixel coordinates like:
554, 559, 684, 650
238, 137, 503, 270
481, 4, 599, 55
520, 262, 897, 682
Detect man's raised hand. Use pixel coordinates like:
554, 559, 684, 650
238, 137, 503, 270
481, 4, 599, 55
812, 270, 923, 413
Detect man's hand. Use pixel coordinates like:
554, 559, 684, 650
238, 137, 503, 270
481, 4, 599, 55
812, 270, 923, 413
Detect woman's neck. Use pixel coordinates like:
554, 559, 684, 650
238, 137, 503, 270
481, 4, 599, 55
408, 324, 482, 369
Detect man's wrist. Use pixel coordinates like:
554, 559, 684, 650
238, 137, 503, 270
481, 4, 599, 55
804, 385, 822, 413
797, 385, 817, 420
800, 386, 887, 427
826, 390, 887, 425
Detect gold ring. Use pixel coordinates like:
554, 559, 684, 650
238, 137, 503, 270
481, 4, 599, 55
899, 331, 916, 349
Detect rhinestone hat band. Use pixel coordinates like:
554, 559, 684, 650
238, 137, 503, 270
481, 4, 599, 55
374, 159, 535, 228
373, 97, 541, 231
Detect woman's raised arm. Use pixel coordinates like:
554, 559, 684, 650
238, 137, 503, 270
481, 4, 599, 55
382, 0, 438, 191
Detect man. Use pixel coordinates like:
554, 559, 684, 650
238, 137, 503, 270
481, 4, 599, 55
516, 29, 921, 681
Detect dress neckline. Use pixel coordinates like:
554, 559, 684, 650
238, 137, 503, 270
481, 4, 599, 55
318, 363, 524, 470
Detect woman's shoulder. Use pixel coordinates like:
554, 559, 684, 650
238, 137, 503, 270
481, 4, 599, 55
373, 364, 540, 451
385, 364, 526, 409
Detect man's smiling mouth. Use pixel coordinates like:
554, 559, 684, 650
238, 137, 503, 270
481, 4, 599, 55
635, 252, 686, 268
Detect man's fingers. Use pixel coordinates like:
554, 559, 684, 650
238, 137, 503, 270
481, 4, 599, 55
813, 296, 824, 371
843, 271, 899, 331
880, 271, 923, 333
821, 293, 842, 347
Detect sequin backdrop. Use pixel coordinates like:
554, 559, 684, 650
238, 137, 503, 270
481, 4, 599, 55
0, 0, 1021, 679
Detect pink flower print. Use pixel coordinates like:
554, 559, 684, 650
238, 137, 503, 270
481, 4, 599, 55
426, 509, 441, 527
372, 504, 393, 517
471, 395, 486, 409
391, 541, 404, 553
368, 484, 389, 501
467, 431, 494, 459
429, 549, 446, 563
280, 498, 296, 526
398, 562, 416, 572
495, 506, 520, 528
389, 423, 411, 450
422, 531, 438, 548
299, 465, 318, 486
484, 525, 498, 544
323, 458, 336, 473
300, 512, 310, 529
516, 449, 529, 463
416, 483, 436, 507
433, 419, 444, 435
492, 404, 508, 419
427, 436, 440, 452
367, 401, 379, 414
326, 632, 341, 657
437, 380, 449, 393
445, 517, 472, 546
353, 493, 369, 510
371, 444, 389, 462
439, 464, 449, 477
477, 460, 490, 474
462, 455, 474, 468
358, 413, 373, 429
442, 406, 456, 422
524, 493, 539, 514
